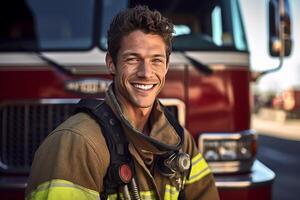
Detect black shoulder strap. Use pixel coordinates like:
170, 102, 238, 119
75, 98, 132, 198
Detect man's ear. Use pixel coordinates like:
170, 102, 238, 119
166, 62, 170, 71
105, 53, 116, 75
165, 62, 170, 74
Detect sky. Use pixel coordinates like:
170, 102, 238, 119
240, 0, 300, 93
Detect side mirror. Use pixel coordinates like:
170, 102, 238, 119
268, 0, 292, 57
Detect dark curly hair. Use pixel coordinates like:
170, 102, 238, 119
107, 6, 174, 64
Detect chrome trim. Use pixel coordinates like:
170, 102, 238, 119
63, 65, 109, 74
215, 160, 275, 188
39, 98, 80, 104
208, 160, 254, 174
0, 98, 185, 132
0, 48, 106, 66
0, 176, 27, 189
0, 49, 249, 67
198, 130, 256, 173
0, 99, 80, 106
1, 98, 185, 121
37, 98, 186, 126
171, 51, 249, 66
208, 65, 249, 71
65, 78, 112, 94
0, 48, 249, 74
199, 130, 256, 142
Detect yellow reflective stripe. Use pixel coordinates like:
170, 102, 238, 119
26, 179, 99, 200
108, 191, 156, 200
107, 193, 118, 200
185, 153, 211, 185
164, 184, 179, 200
140, 191, 156, 200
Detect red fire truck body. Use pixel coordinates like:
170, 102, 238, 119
0, 0, 290, 199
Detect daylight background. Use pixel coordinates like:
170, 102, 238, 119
240, 0, 300, 93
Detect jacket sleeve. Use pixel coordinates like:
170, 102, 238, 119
182, 130, 220, 200
25, 129, 109, 200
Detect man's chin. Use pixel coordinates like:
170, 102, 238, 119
133, 99, 155, 109
134, 103, 154, 109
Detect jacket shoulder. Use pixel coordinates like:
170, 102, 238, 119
26, 112, 110, 195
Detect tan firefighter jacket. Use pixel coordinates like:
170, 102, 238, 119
26, 86, 220, 200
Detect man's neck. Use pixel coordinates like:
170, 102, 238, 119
122, 104, 152, 134
112, 86, 153, 134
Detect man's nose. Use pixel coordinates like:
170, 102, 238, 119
137, 61, 153, 78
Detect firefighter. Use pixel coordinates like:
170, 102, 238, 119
25, 6, 219, 200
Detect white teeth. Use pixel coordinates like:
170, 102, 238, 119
133, 84, 154, 90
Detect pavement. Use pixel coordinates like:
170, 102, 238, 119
252, 114, 300, 141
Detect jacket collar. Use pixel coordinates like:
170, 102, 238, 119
104, 84, 181, 154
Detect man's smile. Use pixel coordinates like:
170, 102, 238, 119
132, 83, 157, 91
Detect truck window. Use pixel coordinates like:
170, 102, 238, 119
0, 0, 95, 51
126, 0, 248, 51
1, 0, 247, 52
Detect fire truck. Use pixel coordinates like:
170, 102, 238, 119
0, 0, 292, 199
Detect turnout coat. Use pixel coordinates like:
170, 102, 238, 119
26, 86, 219, 200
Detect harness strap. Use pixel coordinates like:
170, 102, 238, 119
75, 98, 187, 200
75, 98, 132, 199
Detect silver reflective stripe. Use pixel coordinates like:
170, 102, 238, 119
164, 185, 179, 200
192, 155, 203, 165
188, 167, 210, 181
185, 153, 211, 184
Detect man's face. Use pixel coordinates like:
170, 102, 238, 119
106, 30, 168, 110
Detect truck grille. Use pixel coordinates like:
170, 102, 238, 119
0, 100, 78, 173
0, 99, 183, 174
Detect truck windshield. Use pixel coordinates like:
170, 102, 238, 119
0, 0, 95, 51
127, 0, 248, 51
0, 0, 247, 52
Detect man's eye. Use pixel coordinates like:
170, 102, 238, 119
152, 59, 163, 64
126, 58, 139, 64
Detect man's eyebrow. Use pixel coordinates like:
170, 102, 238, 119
152, 54, 166, 58
121, 52, 140, 58
121, 52, 166, 59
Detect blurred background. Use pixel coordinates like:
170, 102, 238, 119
241, 1, 300, 200
242, 0, 300, 117
241, 0, 300, 92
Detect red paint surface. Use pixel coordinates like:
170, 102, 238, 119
188, 68, 251, 134
219, 184, 272, 200
0, 67, 111, 100
161, 66, 251, 136
0, 190, 25, 200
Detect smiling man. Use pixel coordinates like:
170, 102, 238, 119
26, 6, 219, 200
106, 29, 168, 134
